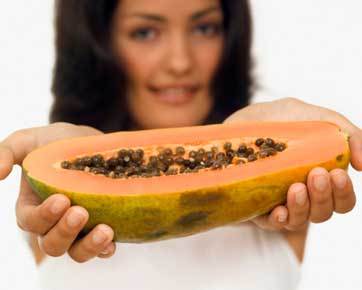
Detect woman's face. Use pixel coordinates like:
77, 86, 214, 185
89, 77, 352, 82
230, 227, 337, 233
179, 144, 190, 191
111, 0, 224, 129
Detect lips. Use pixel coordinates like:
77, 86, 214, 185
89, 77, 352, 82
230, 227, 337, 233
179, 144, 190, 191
148, 85, 200, 105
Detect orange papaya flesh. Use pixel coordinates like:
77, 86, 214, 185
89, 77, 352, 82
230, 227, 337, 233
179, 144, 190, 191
22, 121, 350, 243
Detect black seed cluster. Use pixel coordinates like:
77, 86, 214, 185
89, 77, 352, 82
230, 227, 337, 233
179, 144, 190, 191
60, 139, 286, 179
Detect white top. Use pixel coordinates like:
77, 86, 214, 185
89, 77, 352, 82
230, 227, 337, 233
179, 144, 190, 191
37, 223, 301, 290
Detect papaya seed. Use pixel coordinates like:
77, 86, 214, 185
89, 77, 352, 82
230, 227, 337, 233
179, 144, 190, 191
61, 161, 71, 169
107, 157, 119, 168
226, 150, 235, 160
247, 154, 257, 162
175, 157, 185, 165
118, 149, 127, 158
211, 146, 218, 155
205, 151, 213, 160
267, 148, 277, 156
265, 138, 275, 147
237, 144, 247, 154
223, 142, 232, 151
189, 151, 197, 159
123, 155, 131, 163
255, 138, 265, 147
163, 148, 173, 156
175, 146, 185, 156
216, 152, 226, 161
246, 147, 254, 155
183, 159, 191, 168
259, 150, 269, 158
211, 161, 223, 170
275, 143, 286, 152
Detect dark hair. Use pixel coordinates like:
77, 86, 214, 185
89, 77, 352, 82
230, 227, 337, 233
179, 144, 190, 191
50, 0, 254, 132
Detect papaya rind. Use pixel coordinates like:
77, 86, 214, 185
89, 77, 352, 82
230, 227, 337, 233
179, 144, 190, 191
24, 150, 350, 243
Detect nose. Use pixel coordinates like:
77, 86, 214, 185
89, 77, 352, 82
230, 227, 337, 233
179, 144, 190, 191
164, 34, 193, 76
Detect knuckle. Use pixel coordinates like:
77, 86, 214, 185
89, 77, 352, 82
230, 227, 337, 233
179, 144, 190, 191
285, 222, 308, 232
9, 130, 25, 140
38, 205, 57, 224
334, 188, 354, 202
82, 240, 100, 256
9, 130, 31, 144
311, 211, 333, 223
68, 251, 89, 264
285, 225, 300, 232
56, 223, 78, 238
8, 130, 36, 150
16, 219, 28, 231
41, 239, 65, 257
288, 217, 308, 229
336, 198, 356, 214
312, 192, 331, 205
17, 218, 39, 234
290, 209, 308, 222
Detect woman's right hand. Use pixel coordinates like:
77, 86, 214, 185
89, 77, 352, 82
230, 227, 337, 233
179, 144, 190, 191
0, 122, 116, 263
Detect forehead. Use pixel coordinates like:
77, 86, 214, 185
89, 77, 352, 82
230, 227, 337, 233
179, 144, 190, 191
116, 0, 221, 17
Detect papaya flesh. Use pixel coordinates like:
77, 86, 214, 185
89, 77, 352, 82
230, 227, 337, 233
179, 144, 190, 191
22, 121, 350, 243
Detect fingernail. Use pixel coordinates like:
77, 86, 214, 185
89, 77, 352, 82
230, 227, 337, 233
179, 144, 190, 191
334, 174, 347, 189
93, 231, 107, 245
278, 213, 287, 223
66, 210, 84, 228
314, 175, 328, 191
50, 199, 65, 215
295, 190, 307, 206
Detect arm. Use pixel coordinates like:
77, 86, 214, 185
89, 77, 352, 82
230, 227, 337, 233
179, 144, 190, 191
224, 98, 362, 262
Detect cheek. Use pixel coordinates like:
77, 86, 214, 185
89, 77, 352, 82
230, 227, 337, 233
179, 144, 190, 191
194, 40, 223, 80
116, 43, 159, 87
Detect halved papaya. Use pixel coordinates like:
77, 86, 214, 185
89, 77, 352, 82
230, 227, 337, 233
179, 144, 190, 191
22, 121, 350, 243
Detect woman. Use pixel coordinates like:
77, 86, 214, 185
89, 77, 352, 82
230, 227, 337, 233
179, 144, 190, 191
1, 0, 361, 289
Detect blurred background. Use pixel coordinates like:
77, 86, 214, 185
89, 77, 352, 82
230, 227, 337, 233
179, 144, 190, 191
0, 1, 361, 289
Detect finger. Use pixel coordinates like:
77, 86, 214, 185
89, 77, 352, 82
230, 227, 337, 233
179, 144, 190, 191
0, 144, 15, 179
307, 167, 334, 223
0, 129, 38, 179
39, 206, 89, 257
251, 205, 288, 231
1, 130, 37, 165
330, 169, 356, 213
98, 242, 116, 259
16, 176, 70, 234
285, 183, 310, 231
68, 224, 114, 263
348, 130, 362, 171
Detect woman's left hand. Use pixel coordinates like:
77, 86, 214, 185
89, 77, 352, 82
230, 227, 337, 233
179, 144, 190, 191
224, 97, 362, 231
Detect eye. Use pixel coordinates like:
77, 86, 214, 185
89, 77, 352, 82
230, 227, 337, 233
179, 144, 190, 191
130, 27, 158, 41
193, 22, 223, 37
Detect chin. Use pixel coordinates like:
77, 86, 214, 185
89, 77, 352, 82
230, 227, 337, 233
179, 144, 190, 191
139, 115, 204, 130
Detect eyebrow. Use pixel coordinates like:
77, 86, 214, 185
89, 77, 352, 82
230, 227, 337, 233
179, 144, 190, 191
128, 6, 220, 23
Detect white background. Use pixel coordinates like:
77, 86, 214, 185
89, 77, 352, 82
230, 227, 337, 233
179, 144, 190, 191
0, 1, 361, 289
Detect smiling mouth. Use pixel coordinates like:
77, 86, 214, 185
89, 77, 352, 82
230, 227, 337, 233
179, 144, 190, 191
148, 85, 200, 105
